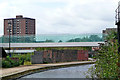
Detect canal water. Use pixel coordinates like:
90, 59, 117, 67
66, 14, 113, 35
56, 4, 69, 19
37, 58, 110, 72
21, 64, 94, 78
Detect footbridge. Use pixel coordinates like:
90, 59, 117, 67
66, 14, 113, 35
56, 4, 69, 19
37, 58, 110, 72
0, 34, 105, 53
0, 42, 104, 48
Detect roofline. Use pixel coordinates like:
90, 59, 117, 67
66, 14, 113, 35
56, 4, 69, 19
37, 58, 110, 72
4, 17, 35, 20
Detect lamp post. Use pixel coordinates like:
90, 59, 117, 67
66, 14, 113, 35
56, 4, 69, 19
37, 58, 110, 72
7, 21, 11, 56
115, 1, 120, 78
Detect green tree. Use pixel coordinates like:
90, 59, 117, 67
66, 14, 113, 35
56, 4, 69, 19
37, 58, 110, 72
67, 39, 75, 42
89, 35, 102, 42
58, 40, 62, 42
87, 31, 119, 78
67, 35, 102, 42
45, 39, 54, 42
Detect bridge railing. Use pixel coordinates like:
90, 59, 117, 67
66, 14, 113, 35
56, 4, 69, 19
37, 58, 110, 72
0, 34, 104, 43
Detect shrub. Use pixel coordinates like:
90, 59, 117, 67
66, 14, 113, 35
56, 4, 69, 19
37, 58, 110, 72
2, 60, 11, 68
87, 31, 119, 78
18, 55, 26, 65
12, 61, 20, 67
12, 53, 32, 65
2, 56, 20, 68
6, 56, 12, 62
24, 61, 32, 66
2, 53, 33, 68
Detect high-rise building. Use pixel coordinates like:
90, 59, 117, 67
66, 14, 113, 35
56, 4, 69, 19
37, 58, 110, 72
4, 15, 35, 35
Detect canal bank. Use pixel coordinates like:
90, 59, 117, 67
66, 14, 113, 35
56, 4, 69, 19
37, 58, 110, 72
1, 61, 95, 80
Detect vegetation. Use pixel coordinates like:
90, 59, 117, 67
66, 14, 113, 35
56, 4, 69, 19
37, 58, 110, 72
87, 31, 119, 78
12, 53, 33, 65
45, 39, 54, 42
2, 53, 33, 68
24, 61, 32, 66
36, 47, 91, 51
2, 56, 20, 68
58, 40, 62, 42
67, 35, 103, 42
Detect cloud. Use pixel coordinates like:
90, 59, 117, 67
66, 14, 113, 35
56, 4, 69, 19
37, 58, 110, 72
0, 0, 118, 35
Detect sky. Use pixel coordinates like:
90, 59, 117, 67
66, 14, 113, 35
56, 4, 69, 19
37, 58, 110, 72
0, 0, 119, 35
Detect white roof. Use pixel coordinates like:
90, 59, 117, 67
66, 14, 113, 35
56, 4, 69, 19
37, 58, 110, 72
5, 50, 35, 53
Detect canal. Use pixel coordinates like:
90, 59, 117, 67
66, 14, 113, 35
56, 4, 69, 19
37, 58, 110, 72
20, 64, 94, 78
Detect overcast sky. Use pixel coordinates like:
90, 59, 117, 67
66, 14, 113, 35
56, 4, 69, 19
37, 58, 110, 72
0, 0, 119, 35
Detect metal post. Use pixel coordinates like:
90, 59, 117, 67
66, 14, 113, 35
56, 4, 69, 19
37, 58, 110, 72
7, 21, 11, 56
117, 22, 120, 79
117, 17, 120, 78
9, 28, 10, 55
116, 2, 120, 78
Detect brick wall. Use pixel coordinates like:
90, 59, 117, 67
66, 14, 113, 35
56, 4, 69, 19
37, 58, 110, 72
31, 50, 88, 64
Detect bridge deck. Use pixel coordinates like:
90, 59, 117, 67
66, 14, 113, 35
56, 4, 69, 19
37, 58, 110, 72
0, 42, 104, 48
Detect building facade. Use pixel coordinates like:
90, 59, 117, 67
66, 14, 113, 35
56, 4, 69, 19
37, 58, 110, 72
102, 28, 117, 35
102, 28, 117, 40
4, 15, 35, 36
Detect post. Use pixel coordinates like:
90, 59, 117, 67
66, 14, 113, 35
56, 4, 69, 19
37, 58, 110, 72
9, 28, 10, 55
7, 21, 11, 56
115, 1, 120, 78
117, 17, 120, 79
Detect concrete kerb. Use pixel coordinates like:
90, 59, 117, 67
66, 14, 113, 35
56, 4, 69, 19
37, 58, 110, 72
1, 61, 95, 80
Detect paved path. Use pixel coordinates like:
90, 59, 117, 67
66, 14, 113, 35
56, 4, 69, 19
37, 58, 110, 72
0, 61, 95, 78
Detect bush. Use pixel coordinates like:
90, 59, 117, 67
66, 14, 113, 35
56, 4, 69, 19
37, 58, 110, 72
2, 56, 20, 68
2, 53, 33, 68
24, 61, 32, 66
6, 56, 12, 62
18, 55, 26, 65
12, 61, 20, 67
87, 31, 119, 78
12, 53, 32, 65
43, 61, 48, 64
2, 60, 11, 68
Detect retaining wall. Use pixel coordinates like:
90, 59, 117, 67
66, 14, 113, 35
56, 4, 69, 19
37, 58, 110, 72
32, 50, 88, 64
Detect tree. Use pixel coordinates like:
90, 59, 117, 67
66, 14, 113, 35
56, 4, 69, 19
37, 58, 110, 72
87, 31, 119, 78
89, 35, 102, 42
58, 40, 62, 42
67, 35, 102, 42
45, 39, 54, 42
